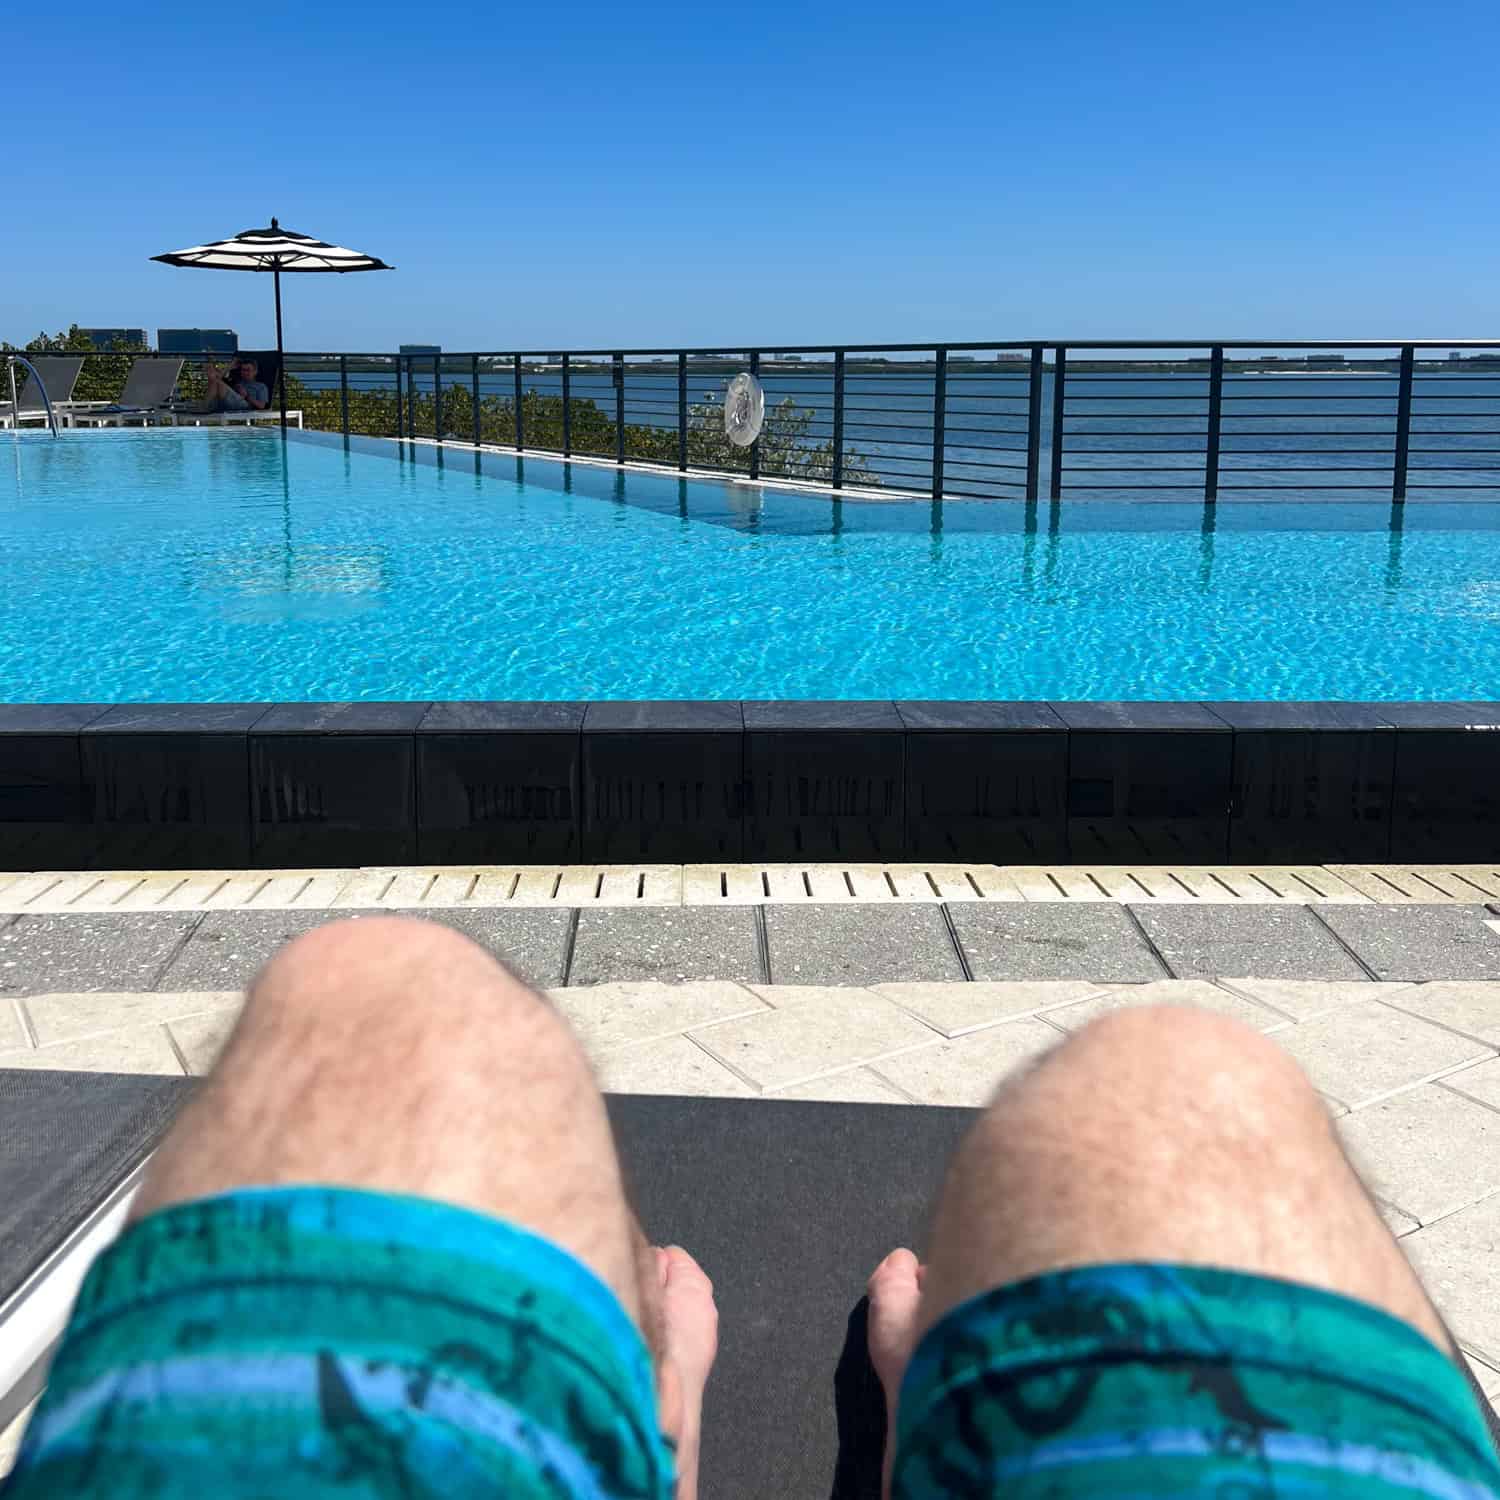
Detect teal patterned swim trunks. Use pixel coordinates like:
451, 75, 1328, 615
7, 1193, 1499, 1498
894, 1262, 1500, 1499
4, 1187, 675, 1500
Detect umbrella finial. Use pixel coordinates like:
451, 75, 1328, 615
271, 216, 279, 229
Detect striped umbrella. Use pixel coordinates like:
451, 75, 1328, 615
152, 218, 393, 429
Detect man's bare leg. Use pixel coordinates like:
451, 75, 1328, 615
868, 1005, 1458, 1494
133, 915, 717, 1500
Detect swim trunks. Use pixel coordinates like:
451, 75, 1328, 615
3, 1186, 675, 1499
895, 1261, 1500, 1499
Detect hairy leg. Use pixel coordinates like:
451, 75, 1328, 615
869, 1005, 1461, 1495
134, 916, 715, 1497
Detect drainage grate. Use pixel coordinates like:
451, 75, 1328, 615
3, 863, 1496, 913
1326, 865, 1500, 903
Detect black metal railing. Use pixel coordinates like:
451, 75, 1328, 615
30, 340, 1500, 501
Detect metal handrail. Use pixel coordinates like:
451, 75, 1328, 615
3, 356, 61, 437
27, 341, 1500, 502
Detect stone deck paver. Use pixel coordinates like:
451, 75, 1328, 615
1132, 904, 1371, 981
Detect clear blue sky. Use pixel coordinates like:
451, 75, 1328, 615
9, 0, 1499, 352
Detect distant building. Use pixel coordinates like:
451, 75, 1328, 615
79, 327, 146, 350
158, 328, 238, 354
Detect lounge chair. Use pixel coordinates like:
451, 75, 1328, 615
161, 407, 304, 428
0, 357, 84, 428
65, 358, 185, 428
158, 351, 300, 427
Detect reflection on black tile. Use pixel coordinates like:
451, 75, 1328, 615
582, 732, 743, 861
1376, 703, 1500, 730
1052, 702, 1224, 732
745, 729, 904, 860
906, 731, 1067, 861
1391, 730, 1500, 860
1228, 729, 1394, 862
420, 702, 587, 733
1067, 729, 1231, 861
583, 702, 743, 733
0, 705, 110, 734
82, 734, 252, 869
0, 734, 94, 870
252, 735, 416, 866
83, 703, 269, 734
897, 702, 1066, 732
1208, 702, 1394, 732
254, 702, 429, 734
743, 701, 901, 731
418, 732, 580, 863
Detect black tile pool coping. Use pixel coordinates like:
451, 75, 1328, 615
0, 700, 1497, 871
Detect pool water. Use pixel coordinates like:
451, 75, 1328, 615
3, 428, 1499, 702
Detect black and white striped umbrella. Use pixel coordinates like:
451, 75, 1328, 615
152, 217, 392, 428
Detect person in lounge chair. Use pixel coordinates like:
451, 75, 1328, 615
5, 918, 1498, 1500
201, 355, 269, 413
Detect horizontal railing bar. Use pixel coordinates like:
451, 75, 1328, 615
1213, 464, 1409, 472
266, 341, 1500, 357
940, 440, 1032, 453
942, 458, 1030, 472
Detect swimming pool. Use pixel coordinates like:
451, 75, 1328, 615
4, 427, 1499, 702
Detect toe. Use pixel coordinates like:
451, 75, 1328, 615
868, 1247, 921, 1298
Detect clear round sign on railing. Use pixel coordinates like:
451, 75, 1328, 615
723, 371, 765, 446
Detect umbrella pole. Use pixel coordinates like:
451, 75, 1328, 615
273, 266, 287, 434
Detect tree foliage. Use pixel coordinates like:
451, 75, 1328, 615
281, 374, 880, 486
2, 329, 880, 487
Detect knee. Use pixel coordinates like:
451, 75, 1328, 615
987, 1003, 1329, 1146
245, 915, 558, 1049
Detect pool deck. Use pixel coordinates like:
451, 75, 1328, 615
2, 859, 1499, 1466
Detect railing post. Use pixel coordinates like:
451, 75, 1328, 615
1204, 346, 1224, 502
433, 354, 442, 443
1025, 346, 1043, 501
677, 352, 687, 471
514, 354, 524, 452
394, 356, 404, 440
1393, 345, 1415, 502
748, 350, 761, 479
407, 357, 417, 438
931, 346, 946, 499
613, 353, 625, 465
470, 354, 481, 447
339, 355, 349, 437
832, 350, 845, 490
561, 354, 572, 456
1049, 346, 1067, 501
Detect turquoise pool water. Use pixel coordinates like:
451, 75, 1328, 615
3, 427, 1499, 702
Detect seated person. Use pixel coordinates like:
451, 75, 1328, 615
201, 355, 269, 413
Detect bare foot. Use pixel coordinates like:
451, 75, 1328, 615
653, 1245, 718, 1500
867, 1248, 925, 1500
